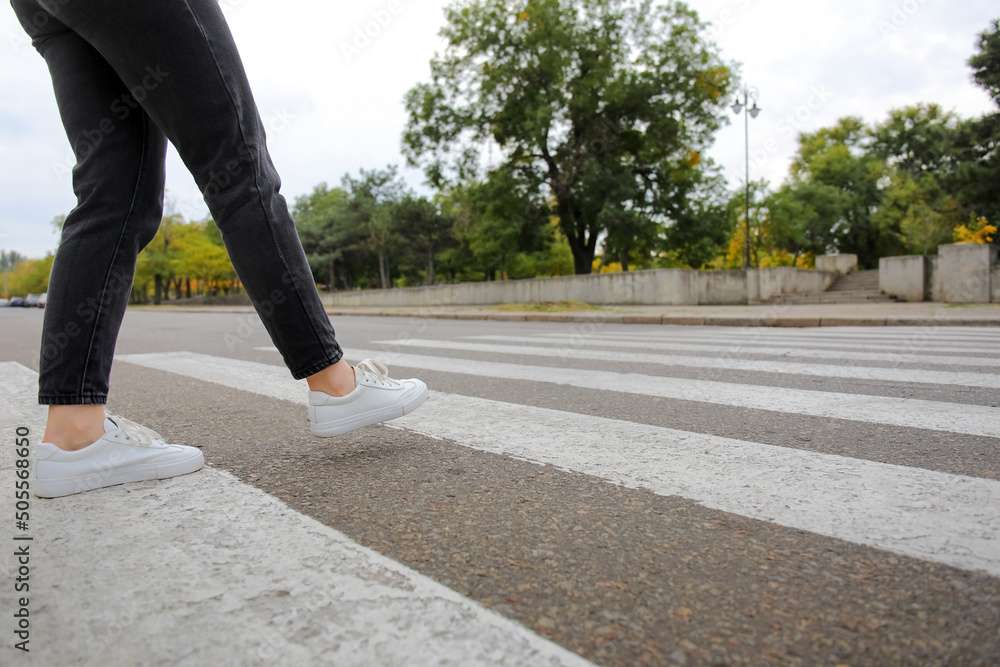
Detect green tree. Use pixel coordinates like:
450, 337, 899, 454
952, 114, 1000, 225
763, 180, 844, 263
403, 0, 734, 274
7, 255, 54, 295
790, 117, 888, 266
449, 172, 554, 280
293, 183, 357, 290
872, 169, 960, 255
869, 104, 960, 178
1, 249, 27, 297
135, 214, 181, 304
953, 19, 1000, 225
132, 217, 238, 302
173, 222, 236, 296
342, 167, 408, 289
970, 18, 1000, 106
660, 167, 731, 269
394, 195, 455, 285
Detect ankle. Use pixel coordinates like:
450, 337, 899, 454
306, 359, 356, 397
43, 405, 107, 452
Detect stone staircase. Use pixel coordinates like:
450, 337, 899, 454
767, 269, 897, 305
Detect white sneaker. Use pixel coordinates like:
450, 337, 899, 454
33, 416, 205, 498
309, 359, 428, 437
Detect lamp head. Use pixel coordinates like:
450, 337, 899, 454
731, 101, 743, 115
749, 104, 761, 119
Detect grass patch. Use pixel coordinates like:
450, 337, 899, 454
489, 300, 611, 313
947, 303, 1000, 308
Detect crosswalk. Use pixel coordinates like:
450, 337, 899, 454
0, 361, 591, 667
6, 320, 1000, 664
118, 327, 1000, 580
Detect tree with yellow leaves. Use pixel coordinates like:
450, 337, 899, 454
953, 215, 996, 244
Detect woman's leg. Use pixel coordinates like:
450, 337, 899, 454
20, 0, 344, 385
11, 0, 169, 415
14, 0, 423, 460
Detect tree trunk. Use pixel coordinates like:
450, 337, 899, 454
620, 249, 630, 272
564, 225, 597, 275
186, 278, 191, 299
426, 249, 435, 285
379, 253, 390, 289
328, 257, 335, 292
154, 274, 163, 305
557, 199, 596, 275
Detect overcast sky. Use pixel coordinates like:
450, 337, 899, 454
1, 0, 996, 258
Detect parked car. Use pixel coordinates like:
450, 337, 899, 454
8, 296, 25, 307
38, 292, 47, 308
0, 298, 9, 307
25, 293, 40, 307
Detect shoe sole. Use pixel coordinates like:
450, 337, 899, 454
33, 449, 206, 499
310, 383, 429, 437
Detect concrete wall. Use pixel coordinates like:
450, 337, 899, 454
878, 246, 999, 304
925, 256, 943, 302
756, 267, 836, 301
697, 270, 747, 305
323, 247, 996, 308
322, 266, 836, 308
816, 254, 858, 276
939, 243, 994, 304
879, 255, 925, 302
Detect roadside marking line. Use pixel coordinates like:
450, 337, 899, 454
462, 335, 1000, 368
0, 362, 592, 667
112, 354, 1000, 578
372, 339, 1000, 388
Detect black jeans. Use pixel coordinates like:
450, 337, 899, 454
11, 0, 343, 404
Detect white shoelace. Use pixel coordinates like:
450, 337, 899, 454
108, 415, 165, 447
355, 359, 401, 388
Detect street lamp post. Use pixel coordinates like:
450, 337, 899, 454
731, 85, 761, 270
0, 233, 8, 298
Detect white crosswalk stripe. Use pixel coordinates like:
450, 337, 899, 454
371, 338, 1000, 387
463, 334, 1000, 368
114, 350, 1000, 578
536, 327, 1000, 342
524, 331, 1000, 355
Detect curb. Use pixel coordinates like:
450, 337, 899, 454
124, 306, 1000, 327
324, 310, 1000, 328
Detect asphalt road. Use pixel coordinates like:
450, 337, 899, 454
2, 307, 999, 666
